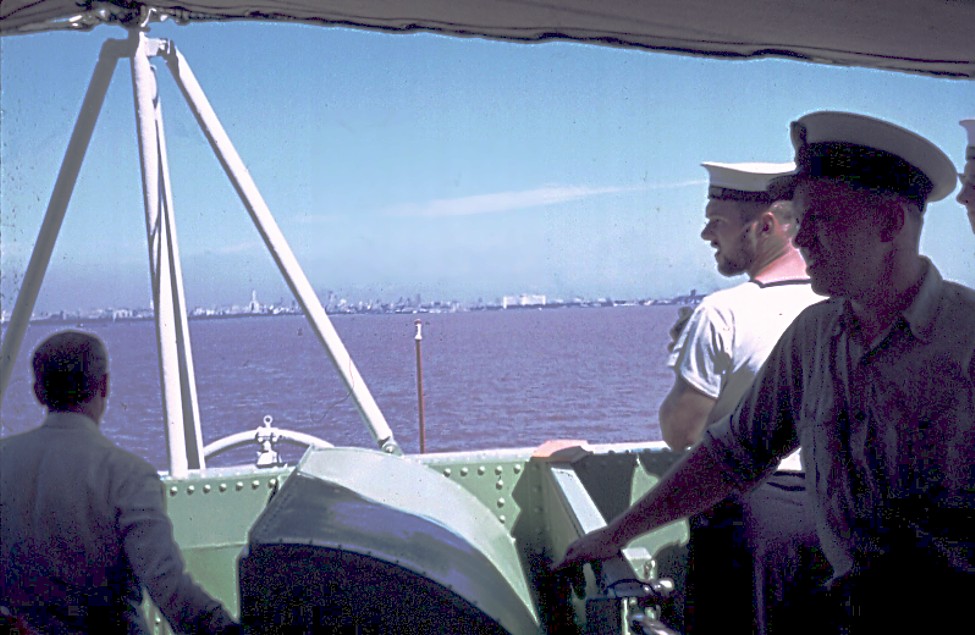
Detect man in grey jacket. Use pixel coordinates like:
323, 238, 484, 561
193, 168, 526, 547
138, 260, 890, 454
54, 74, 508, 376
1, 330, 239, 634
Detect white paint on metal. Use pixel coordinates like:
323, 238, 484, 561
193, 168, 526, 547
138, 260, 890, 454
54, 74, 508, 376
131, 31, 191, 477
150, 47, 207, 471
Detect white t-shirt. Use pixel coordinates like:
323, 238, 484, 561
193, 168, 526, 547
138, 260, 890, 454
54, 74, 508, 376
667, 279, 824, 467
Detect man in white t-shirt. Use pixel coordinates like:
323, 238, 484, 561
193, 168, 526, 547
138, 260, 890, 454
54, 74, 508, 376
660, 162, 828, 634
661, 161, 821, 448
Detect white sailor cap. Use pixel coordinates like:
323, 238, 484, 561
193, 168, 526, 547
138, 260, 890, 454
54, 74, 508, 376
961, 119, 975, 161
788, 111, 957, 205
701, 161, 796, 203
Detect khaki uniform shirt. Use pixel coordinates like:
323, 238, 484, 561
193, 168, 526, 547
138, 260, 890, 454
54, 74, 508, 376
700, 261, 975, 580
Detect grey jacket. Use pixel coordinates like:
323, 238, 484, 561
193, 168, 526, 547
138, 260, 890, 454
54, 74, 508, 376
1, 412, 237, 634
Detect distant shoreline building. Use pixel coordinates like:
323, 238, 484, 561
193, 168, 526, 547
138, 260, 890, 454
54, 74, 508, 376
247, 290, 263, 314
501, 294, 547, 309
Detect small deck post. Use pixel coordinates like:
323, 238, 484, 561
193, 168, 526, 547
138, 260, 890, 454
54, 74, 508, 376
415, 319, 426, 453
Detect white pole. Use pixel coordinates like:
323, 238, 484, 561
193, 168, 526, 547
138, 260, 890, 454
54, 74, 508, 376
0, 40, 123, 405
131, 32, 189, 477
153, 52, 206, 470
162, 43, 400, 454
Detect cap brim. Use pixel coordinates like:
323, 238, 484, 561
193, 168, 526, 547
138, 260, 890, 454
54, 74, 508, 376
767, 172, 799, 200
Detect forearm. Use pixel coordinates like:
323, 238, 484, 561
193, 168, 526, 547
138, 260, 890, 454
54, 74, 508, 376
604, 445, 739, 546
556, 438, 745, 569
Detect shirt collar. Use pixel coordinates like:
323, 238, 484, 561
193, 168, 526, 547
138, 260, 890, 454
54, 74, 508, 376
834, 258, 942, 344
901, 258, 942, 343
42, 410, 100, 432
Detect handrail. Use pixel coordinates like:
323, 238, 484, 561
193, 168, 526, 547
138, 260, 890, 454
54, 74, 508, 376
203, 416, 333, 467
202, 429, 334, 458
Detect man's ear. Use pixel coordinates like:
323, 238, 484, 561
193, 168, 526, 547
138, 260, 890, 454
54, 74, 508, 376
877, 199, 907, 243
756, 209, 778, 237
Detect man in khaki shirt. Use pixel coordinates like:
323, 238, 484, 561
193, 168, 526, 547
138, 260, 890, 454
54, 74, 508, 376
561, 112, 974, 633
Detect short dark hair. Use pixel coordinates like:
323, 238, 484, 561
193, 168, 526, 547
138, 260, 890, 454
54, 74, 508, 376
32, 331, 108, 410
735, 199, 799, 238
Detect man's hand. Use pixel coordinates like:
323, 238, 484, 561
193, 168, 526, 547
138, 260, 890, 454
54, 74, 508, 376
554, 525, 622, 571
667, 306, 694, 353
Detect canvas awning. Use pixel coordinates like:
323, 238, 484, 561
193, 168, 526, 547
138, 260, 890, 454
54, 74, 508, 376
1, 1, 973, 79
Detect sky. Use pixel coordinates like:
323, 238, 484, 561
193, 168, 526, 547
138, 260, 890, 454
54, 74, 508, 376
1, 20, 973, 315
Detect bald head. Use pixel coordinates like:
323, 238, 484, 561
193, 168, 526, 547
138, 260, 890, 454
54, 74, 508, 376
32, 330, 109, 413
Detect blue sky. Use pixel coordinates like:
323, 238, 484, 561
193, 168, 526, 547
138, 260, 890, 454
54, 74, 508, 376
1, 20, 973, 314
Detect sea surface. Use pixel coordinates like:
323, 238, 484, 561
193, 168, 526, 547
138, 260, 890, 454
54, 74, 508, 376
0, 306, 679, 469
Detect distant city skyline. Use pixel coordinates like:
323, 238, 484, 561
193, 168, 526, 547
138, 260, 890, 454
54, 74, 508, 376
1, 286, 706, 323
2, 22, 972, 317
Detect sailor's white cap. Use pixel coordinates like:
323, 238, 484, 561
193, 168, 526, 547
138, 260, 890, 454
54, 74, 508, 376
961, 119, 975, 160
789, 111, 957, 204
701, 161, 796, 202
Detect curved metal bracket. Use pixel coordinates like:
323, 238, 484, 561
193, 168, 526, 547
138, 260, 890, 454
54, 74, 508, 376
203, 415, 334, 467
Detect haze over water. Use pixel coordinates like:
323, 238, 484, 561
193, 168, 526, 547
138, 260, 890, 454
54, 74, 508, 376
0, 306, 675, 469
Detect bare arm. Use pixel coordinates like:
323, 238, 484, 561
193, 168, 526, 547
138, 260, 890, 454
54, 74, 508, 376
556, 444, 740, 568
658, 376, 716, 450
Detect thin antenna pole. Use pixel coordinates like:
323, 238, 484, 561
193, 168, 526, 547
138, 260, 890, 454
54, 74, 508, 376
414, 319, 426, 453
